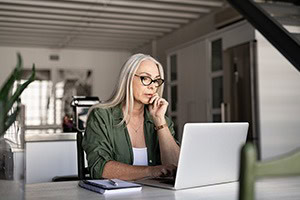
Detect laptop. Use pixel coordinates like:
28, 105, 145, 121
135, 122, 249, 190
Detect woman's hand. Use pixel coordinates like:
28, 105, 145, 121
149, 164, 177, 178
148, 93, 169, 124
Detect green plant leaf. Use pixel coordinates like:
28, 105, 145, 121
0, 101, 5, 135
0, 53, 23, 101
4, 64, 36, 115
4, 105, 20, 135
15, 53, 23, 80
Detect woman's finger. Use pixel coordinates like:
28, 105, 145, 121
157, 98, 167, 108
156, 97, 160, 107
149, 94, 159, 105
151, 96, 160, 106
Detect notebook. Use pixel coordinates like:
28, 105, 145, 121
135, 122, 249, 190
79, 179, 142, 195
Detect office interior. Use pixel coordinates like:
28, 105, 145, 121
0, 0, 299, 192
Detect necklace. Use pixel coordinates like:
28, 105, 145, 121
128, 118, 143, 133
130, 123, 143, 133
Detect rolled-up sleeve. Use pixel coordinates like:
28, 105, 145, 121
82, 109, 113, 179
165, 116, 180, 146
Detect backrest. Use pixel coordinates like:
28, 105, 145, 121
71, 96, 100, 180
239, 143, 300, 200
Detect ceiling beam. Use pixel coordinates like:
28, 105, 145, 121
0, 31, 63, 39
0, 22, 165, 36
65, 44, 134, 51
58, 0, 211, 12
0, 39, 135, 51
0, 38, 138, 49
0, 6, 190, 23
0, 36, 61, 43
69, 40, 140, 47
0, 18, 172, 32
0, 31, 149, 44
0, 27, 157, 39
0, 11, 181, 28
149, 0, 224, 7
0, 1, 202, 18
0, 41, 61, 48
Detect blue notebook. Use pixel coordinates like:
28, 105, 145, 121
79, 179, 142, 195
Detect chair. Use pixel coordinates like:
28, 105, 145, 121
71, 96, 100, 180
239, 142, 300, 200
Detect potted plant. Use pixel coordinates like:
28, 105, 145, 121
0, 53, 35, 199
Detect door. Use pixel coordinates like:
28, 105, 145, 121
223, 41, 259, 144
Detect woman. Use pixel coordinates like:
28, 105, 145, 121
82, 53, 180, 181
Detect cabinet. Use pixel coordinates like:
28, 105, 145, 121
166, 21, 254, 142
167, 20, 300, 160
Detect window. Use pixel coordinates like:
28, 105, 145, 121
169, 54, 178, 113
211, 38, 223, 122
15, 69, 93, 133
20, 79, 54, 126
171, 85, 177, 112
14, 70, 59, 128
212, 76, 223, 109
167, 53, 179, 139
170, 54, 177, 81
211, 39, 223, 72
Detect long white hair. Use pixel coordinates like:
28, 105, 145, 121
90, 53, 165, 125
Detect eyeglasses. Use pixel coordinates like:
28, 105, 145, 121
134, 74, 164, 87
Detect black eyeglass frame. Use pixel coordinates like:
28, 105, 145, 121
134, 74, 164, 87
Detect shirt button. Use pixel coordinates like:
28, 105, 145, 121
149, 160, 152, 163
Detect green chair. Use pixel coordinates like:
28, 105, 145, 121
239, 143, 300, 200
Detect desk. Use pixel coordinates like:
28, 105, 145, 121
25, 177, 300, 200
25, 132, 76, 142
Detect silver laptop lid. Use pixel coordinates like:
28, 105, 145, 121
174, 122, 249, 190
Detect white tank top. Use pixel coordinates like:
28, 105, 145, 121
132, 147, 148, 166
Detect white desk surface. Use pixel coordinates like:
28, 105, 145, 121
25, 177, 300, 200
25, 132, 76, 142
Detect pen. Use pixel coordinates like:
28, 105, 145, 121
108, 179, 118, 186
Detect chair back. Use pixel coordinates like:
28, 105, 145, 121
239, 143, 300, 200
71, 96, 100, 180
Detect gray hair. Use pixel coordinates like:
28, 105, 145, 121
90, 53, 164, 125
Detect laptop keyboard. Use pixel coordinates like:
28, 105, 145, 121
152, 177, 175, 185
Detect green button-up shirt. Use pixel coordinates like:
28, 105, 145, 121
82, 104, 176, 179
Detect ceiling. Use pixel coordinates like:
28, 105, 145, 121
0, 0, 225, 51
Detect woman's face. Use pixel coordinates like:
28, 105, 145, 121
133, 59, 161, 105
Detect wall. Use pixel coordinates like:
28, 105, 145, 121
256, 31, 300, 159
136, 8, 217, 71
0, 46, 130, 101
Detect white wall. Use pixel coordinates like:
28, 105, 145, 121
256, 31, 300, 159
136, 8, 216, 71
0, 46, 130, 101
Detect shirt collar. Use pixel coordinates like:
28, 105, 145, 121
112, 104, 124, 124
144, 105, 154, 124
